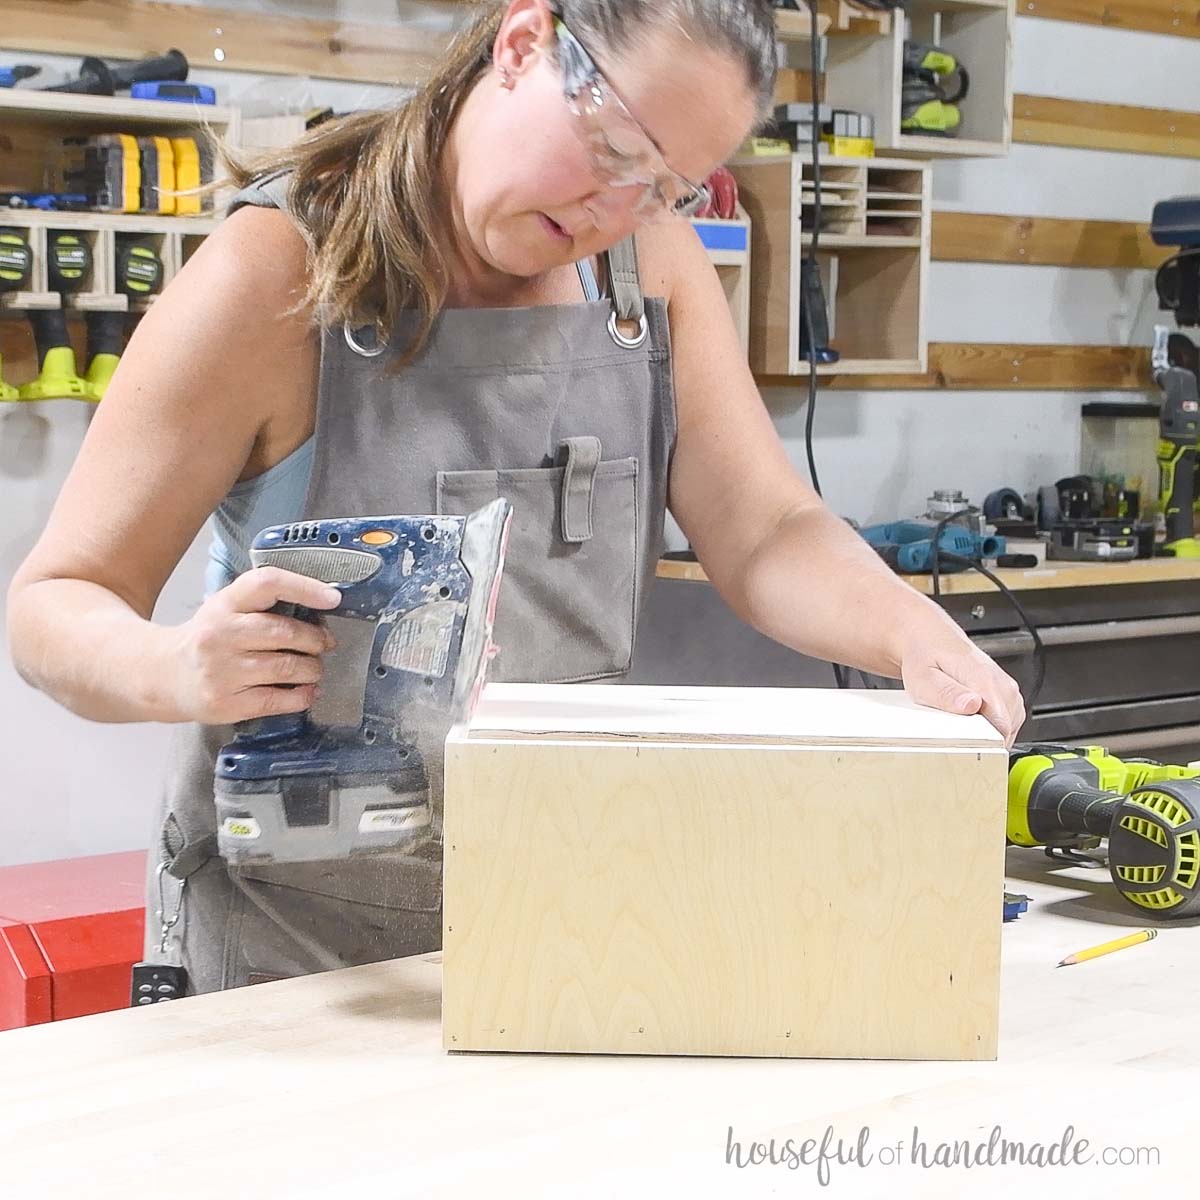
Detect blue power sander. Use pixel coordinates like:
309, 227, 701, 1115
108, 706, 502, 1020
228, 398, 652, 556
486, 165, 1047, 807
214, 499, 512, 865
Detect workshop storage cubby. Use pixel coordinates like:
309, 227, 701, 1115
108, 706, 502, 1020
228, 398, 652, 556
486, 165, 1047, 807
731, 152, 930, 376
0, 89, 235, 391
821, 0, 1015, 158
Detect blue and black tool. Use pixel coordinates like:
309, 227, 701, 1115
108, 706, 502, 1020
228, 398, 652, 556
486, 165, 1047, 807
860, 519, 1005, 574
214, 501, 512, 866
0, 65, 39, 88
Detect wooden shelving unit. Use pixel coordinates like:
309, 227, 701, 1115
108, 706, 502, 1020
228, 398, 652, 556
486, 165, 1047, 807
822, 0, 1015, 158
731, 152, 930, 377
0, 90, 236, 378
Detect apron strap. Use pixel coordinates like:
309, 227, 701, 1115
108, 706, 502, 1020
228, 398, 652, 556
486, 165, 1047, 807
557, 436, 602, 543
606, 236, 645, 322
604, 237, 648, 349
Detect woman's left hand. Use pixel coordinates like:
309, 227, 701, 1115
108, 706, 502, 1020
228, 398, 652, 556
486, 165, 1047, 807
898, 624, 1027, 747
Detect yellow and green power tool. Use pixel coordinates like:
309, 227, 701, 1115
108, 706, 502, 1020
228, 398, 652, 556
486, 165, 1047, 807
901, 41, 969, 137
1151, 325, 1200, 557
0, 227, 34, 400
1009, 744, 1200, 917
84, 238, 165, 400
18, 232, 94, 402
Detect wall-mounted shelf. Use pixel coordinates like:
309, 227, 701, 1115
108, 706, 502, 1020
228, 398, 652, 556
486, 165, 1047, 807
0, 210, 223, 236
822, 0, 1015, 158
0, 89, 235, 399
730, 153, 930, 377
0, 89, 238, 135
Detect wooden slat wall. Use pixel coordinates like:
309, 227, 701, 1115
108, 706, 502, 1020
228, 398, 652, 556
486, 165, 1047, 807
0, 0, 455, 85
757, 344, 1152, 391
1014, 94, 1200, 159
931, 213, 1170, 269
1021, 0, 1200, 40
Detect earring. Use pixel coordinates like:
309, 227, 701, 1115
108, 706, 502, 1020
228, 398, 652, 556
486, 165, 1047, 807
498, 65, 514, 90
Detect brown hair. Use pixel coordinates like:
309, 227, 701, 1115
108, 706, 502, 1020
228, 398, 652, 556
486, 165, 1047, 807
228, 0, 776, 360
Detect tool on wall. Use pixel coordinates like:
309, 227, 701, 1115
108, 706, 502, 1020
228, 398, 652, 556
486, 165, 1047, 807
1151, 325, 1200, 558
901, 42, 969, 137
83, 239, 165, 400
1009, 744, 1200, 918
43, 49, 189, 97
17, 232, 94, 402
0, 65, 40, 88
58, 134, 141, 213
130, 81, 216, 105
213, 501, 513, 866
0, 227, 34, 400
0, 192, 90, 212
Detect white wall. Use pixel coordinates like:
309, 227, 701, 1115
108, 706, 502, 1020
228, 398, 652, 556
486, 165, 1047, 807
2, 6, 1196, 865
774, 16, 1200, 528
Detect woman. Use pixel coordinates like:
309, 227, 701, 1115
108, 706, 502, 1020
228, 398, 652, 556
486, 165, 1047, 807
7, 0, 1024, 994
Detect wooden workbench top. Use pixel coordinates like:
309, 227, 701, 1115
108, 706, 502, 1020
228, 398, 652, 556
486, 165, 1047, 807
658, 555, 1200, 596
0, 851, 1190, 1197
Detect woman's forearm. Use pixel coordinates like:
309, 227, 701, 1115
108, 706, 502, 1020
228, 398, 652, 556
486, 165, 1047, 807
731, 504, 964, 677
7, 577, 182, 724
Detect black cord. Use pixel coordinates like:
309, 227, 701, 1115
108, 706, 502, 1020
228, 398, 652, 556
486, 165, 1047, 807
792, 0, 845, 690
799, 0, 823, 501
927, 507, 971, 601
936, 550, 1047, 714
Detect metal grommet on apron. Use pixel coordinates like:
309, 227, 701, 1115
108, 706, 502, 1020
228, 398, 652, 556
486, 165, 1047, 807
343, 322, 388, 358
605, 237, 649, 349
606, 309, 648, 349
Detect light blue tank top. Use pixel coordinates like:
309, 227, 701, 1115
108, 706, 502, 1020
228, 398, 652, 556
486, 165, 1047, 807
205, 258, 604, 595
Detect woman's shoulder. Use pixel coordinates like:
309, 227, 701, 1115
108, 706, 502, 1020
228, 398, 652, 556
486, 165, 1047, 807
628, 218, 713, 305
203, 203, 313, 319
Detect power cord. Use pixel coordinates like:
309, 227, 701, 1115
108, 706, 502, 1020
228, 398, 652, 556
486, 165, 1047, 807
799, 0, 823, 501
923, 510, 1047, 714
790, 0, 847, 690
780, 6, 1045, 713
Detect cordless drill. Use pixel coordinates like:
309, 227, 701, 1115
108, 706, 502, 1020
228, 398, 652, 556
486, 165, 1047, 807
1151, 325, 1200, 557
214, 500, 512, 865
18, 232, 93, 401
0, 228, 33, 400
1009, 744, 1200, 917
84, 239, 165, 400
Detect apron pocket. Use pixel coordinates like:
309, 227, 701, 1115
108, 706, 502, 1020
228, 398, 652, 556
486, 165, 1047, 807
437, 452, 639, 683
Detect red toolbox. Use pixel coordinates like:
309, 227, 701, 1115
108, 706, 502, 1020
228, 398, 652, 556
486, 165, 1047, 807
0, 851, 146, 1030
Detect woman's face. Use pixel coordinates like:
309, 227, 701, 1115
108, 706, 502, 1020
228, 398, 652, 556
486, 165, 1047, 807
452, 1, 761, 280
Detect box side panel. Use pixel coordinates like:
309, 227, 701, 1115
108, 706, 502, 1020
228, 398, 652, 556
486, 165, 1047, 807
443, 742, 1005, 1060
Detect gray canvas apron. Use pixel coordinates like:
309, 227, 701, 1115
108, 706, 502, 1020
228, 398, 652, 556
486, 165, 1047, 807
144, 176, 677, 994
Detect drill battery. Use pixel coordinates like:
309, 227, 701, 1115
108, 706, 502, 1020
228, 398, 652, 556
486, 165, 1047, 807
58, 133, 141, 213
137, 136, 177, 215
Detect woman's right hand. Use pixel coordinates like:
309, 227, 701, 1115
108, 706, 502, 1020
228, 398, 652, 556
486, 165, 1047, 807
165, 567, 343, 725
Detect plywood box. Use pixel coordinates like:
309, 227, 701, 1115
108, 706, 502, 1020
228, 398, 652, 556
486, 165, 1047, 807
442, 684, 1007, 1061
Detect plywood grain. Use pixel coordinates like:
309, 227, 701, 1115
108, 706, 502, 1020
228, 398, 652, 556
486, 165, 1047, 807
932, 212, 1170, 269
754, 342, 1153, 390
1022, 0, 1200, 39
1014, 93, 1200, 159
443, 684, 1007, 1061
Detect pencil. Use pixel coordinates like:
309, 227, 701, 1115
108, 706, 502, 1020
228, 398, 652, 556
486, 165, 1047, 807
1057, 929, 1157, 968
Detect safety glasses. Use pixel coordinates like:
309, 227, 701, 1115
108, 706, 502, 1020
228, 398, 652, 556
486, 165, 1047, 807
553, 15, 710, 222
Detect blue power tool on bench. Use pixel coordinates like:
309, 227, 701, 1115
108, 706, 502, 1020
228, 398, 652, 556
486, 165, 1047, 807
860, 519, 1005, 573
214, 500, 512, 865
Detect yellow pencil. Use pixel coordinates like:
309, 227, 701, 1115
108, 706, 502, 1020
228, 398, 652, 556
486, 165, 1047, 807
1057, 929, 1157, 968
